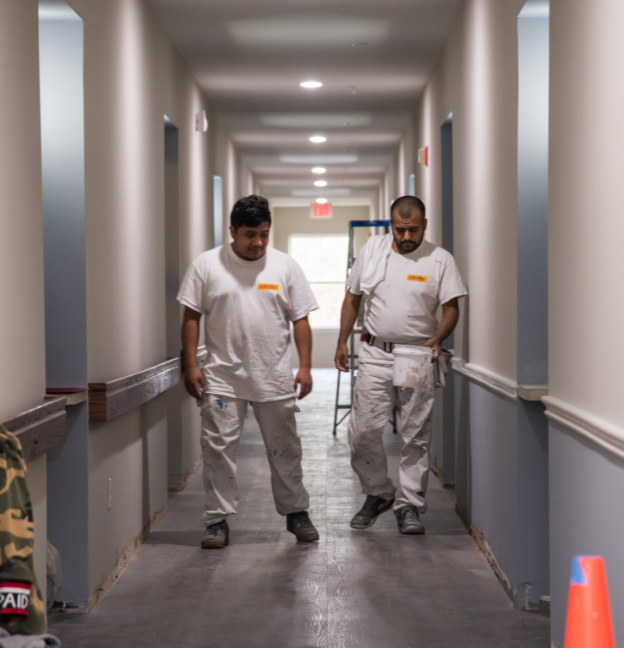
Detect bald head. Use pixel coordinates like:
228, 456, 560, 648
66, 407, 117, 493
391, 195, 426, 221
390, 195, 427, 254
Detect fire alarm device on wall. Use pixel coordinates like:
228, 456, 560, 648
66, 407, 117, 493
418, 146, 429, 167
195, 110, 208, 132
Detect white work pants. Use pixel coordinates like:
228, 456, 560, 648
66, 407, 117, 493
200, 394, 310, 526
347, 346, 436, 513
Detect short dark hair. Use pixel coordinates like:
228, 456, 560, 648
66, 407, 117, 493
230, 195, 272, 230
391, 195, 426, 220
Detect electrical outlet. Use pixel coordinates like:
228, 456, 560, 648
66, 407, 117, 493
108, 478, 112, 511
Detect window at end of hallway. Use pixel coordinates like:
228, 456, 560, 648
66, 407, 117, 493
288, 234, 348, 328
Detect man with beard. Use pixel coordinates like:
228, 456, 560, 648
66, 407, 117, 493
335, 195, 467, 535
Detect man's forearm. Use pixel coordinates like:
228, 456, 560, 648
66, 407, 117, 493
431, 303, 459, 343
293, 317, 312, 369
181, 310, 201, 369
338, 292, 362, 345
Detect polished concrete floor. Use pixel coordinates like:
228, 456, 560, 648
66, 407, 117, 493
48, 369, 550, 647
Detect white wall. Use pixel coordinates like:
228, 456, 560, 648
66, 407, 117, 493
0, 2, 46, 422
548, 0, 624, 643
0, 1, 48, 606
414, 0, 522, 372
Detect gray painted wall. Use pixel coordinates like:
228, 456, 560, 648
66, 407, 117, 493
40, 15, 86, 388
517, 14, 549, 385
47, 404, 89, 608
469, 383, 518, 589
515, 400, 549, 606
549, 426, 624, 647
454, 379, 549, 608
453, 373, 471, 523
39, 8, 91, 609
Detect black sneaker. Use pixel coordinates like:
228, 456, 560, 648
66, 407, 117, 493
201, 519, 229, 548
395, 504, 425, 535
350, 495, 395, 529
286, 511, 320, 542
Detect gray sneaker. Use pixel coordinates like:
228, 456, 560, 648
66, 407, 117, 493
286, 511, 320, 542
350, 495, 395, 529
395, 504, 425, 535
201, 519, 229, 548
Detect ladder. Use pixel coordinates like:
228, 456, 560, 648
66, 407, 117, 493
333, 220, 392, 436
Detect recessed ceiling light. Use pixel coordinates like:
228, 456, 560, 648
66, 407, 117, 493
312, 167, 326, 174
300, 80, 322, 89
309, 136, 327, 143
316, 198, 328, 204
314, 180, 328, 187
351, 42, 368, 47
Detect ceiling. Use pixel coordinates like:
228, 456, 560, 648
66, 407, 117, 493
147, 0, 463, 205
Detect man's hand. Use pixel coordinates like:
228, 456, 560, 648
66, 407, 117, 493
424, 337, 441, 363
185, 365, 208, 400
334, 342, 350, 372
424, 298, 460, 363
294, 368, 313, 400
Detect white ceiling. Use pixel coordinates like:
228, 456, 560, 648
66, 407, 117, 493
147, 0, 463, 204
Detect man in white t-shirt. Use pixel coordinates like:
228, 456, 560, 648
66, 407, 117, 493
177, 195, 320, 548
335, 195, 467, 535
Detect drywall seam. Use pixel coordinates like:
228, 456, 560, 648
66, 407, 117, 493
451, 358, 518, 400
542, 396, 624, 461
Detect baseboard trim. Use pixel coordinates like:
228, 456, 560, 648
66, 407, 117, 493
168, 454, 203, 492
451, 359, 517, 401
87, 505, 167, 611
543, 395, 624, 461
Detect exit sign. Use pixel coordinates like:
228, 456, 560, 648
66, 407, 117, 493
312, 203, 332, 218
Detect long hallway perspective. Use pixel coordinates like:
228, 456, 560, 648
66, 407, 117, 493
48, 371, 549, 647
4, 0, 624, 646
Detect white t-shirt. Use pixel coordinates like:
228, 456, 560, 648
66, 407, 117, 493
347, 238, 467, 346
177, 244, 318, 402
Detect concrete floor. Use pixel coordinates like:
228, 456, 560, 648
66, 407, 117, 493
48, 369, 550, 647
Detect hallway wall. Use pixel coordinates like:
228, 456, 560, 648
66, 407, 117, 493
0, 3, 46, 422
0, 0, 48, 603
411, 0, 550, 611
546, 0, 624, 644
61, 0, 212, 608
414, 0, 521, 372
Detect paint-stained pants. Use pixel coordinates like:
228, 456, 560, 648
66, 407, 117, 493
200, 394, 310, 526
348, 345, 436, 513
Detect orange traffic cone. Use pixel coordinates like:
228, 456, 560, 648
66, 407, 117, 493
564, 556, 616, 648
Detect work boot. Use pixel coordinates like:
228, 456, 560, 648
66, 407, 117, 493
395, 504, 425, 535
350, 495, 395, 529
201, 519, 229, 548
286, 511, 320, 542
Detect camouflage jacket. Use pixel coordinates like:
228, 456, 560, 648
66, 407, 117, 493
0, 426, 45, 635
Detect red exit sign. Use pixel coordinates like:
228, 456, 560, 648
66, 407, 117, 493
312, 203, 332, 218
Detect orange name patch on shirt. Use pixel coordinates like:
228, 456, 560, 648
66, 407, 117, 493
257, 283, 280, 291
407, 275, 428, 283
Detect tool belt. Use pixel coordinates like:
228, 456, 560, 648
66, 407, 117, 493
365, 334, 394, 353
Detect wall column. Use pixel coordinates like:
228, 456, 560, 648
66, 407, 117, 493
548, 0, 624, 644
